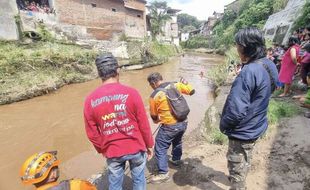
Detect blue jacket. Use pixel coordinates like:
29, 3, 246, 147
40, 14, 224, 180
220, 58, 279, 140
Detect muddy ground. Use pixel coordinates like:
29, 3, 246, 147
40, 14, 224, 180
93, 115, 310, 190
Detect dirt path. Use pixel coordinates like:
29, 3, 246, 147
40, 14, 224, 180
93, 115, 310, 190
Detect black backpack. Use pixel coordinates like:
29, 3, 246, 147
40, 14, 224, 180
160, 83, 190, 122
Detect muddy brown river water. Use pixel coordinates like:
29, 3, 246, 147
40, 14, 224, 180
0, 53, 224, 190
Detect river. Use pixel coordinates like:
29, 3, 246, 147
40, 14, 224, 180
0, 53, 224, 190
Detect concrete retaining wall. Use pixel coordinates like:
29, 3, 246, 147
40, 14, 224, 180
264, 0, 306, 45
0, 0, 19, 40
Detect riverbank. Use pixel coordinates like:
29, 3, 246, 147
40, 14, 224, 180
0, 40, 179, 105
147, 114, 310, 190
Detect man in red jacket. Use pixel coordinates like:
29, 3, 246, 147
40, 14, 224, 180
83, 53, 154, 190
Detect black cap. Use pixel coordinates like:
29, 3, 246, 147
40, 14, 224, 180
95, 53, 119, 79
95, 53, 118, 68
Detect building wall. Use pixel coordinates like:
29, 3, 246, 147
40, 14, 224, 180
125, 8, 146, 38
54, 0, 146, 40
0, 0, 19, 40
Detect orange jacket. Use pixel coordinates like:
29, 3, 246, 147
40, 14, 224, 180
149, 82, 194, 125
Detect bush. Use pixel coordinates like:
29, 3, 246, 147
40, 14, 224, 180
292, 1, 310, 31
181, 35, 208, 49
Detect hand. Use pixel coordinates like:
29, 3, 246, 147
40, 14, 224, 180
146, 148, 153, 161
179, 77, 188, 85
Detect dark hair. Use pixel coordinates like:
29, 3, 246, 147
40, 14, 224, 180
235, 27, 266, 62
147, 72, 163, 84
95, 53, 119, 81
287, 36, 300, 47
307, 72, 310, 78
267, 47, 273, 52
306, 25, 310, 31
303, 43, 310, 52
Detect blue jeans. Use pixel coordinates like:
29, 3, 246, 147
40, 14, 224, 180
107, 151, 147, 190
155, 121, 187, 174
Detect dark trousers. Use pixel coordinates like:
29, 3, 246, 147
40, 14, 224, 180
227, 138, 256, 190
154, 122, 187, 174
301, 62, 310, 84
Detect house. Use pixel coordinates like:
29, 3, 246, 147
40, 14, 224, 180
181, 32, 189, 42
2, 0, 147, 41
161, 8, 180, 46
201, 11, 223, 37
146, 7, 180, 46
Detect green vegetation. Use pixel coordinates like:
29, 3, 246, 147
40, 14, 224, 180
0, 41, 97, 104
268, 99, 300, 127
212, 0, 287, 49
148, 1, 171, 39
180, 34, 209, 49
273, 0, 289, 13
205, 123, 228, 145
177, 13, 203, 32
37, 23, 54, 42
292, 0, 310, 31
127, 39, 178, 65
207, 47, 238, 87
150, 41, 178, 59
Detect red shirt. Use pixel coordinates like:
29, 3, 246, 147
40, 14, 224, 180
84, 82, 154, 158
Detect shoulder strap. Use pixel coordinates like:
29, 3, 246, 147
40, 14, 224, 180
256, 59, 276, 92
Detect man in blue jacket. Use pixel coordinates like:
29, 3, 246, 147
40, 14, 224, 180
220, 27, 278, 190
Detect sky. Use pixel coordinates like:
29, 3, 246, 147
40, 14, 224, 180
147, 0, 236, 21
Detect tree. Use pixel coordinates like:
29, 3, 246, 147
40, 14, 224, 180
182, 25, 196, 33
177, 13, 202, 32
292, 1, 310, 31
149, 1, 171, 39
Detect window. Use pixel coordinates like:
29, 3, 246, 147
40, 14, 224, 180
91, 3, 96, 8
112, 8, 116, 12
137, 14, 141, 18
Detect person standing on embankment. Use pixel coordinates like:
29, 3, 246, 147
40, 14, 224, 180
220, 27, 278, 190
83, 54, 154, 190
146, 72, 195, 184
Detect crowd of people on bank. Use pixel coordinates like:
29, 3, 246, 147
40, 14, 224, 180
18, 27, 309, 190
16, 0, 55, 14
265, 25, 310, 113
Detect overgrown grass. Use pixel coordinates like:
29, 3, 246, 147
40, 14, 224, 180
207, 47, 238, 87
150, 41, 177, 59
0, 41, 97, 104
127, 39, 178, 64
180, 34, 209, 49
267, 99, 300, 126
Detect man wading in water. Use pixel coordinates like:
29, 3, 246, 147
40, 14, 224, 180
220, 27, 278, 190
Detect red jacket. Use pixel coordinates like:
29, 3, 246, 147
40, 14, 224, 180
84, 82, 154, 158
